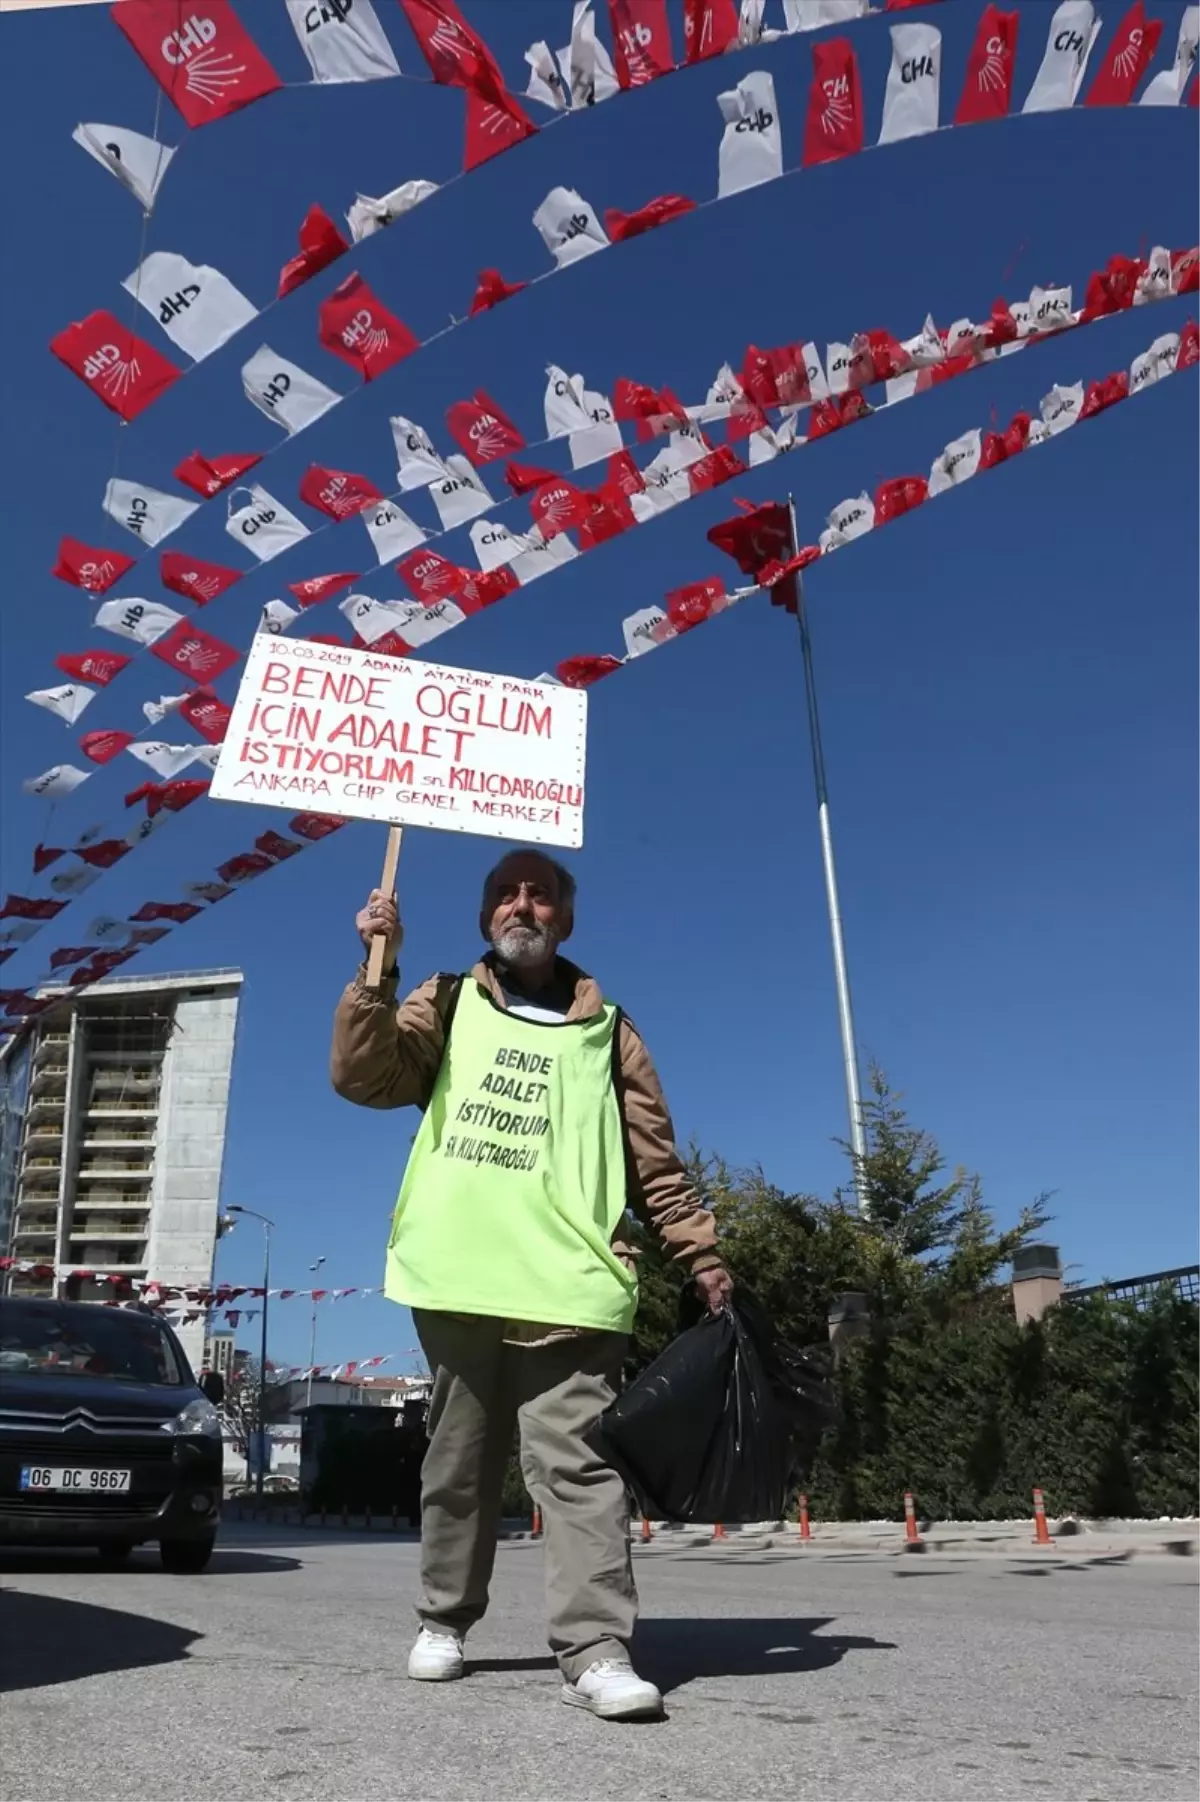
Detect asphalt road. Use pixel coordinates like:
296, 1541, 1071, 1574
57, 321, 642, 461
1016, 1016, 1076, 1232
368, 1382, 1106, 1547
0, 1526, 1195, 1802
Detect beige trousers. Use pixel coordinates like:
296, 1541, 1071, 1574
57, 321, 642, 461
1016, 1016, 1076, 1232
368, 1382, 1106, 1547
412, 1310, 636, 1681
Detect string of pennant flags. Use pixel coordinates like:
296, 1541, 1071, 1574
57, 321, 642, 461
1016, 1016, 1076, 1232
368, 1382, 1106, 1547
7, 240, 1194, 980
3, 310, 1193, 1024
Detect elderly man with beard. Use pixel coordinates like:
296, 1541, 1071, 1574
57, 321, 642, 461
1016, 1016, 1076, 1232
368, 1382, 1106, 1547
331, 847, 731, 1721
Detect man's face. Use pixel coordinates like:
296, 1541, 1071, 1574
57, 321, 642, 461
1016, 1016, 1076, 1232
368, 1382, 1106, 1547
483, 855, 570, 970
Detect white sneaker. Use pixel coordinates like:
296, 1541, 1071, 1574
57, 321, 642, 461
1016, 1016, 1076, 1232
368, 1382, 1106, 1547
561, 1659, 663, 1720
407, 1626, 464, 1682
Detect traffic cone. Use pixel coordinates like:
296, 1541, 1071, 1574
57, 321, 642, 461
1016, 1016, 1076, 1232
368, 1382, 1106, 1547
1031, 1487, 1055, 1547
712, 1521, 727, 1540
903, 1490, 921, 1546
797, 1494, 812, 1543
641, 1515, 652, 1544
531, 1505, 542, 1538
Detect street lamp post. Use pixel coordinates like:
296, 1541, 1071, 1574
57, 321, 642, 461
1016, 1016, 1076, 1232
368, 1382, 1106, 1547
228, 1205, 275, 1498
306, 1256, 326, 1409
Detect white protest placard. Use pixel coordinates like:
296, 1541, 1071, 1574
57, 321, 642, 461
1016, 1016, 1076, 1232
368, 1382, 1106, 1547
209, 635, 588, 848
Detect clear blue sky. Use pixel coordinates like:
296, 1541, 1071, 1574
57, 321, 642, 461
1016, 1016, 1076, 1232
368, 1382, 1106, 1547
1, 2, 1196, 1372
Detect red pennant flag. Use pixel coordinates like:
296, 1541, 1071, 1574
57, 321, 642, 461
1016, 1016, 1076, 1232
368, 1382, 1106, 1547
400, 0, 509, 88
528, 478, 593, 541
1188, 72, 1199, 105
352, 629, 410, 658
604, 195, 696, 243
179, 690, 233, 743
807, 391, 872, 439
114, 0, 282, 128
188, 880, 235, 903
288, 571, 361, 607
1086, 2, 1162, 106
739, 343, 812, 409
469, 268, 527, 314
159, 552, 242, 606
980, 430, 1010, 470
278, 204, 349, 299
71, 950, 137, 985
1080, 372, 1130, 419
0, 991, 35, 1013
458, 566, 519, 612
218, 850, 276, 884
1002, 411, 1034, 459
256, 830, 303, 862
53, 538, 136, 594
130, 901, 202, 924
609, 0, 674, 88
687, 445, 747, 496
0, 896, 67, 921
666, 578, 727, 631
126, 779, 209, 818
803, 38, 864, 168
982, 299, 1020, 349
955, 5, 1019, 125
851, 330, 911, 385
397, 549, 465, 602
604, 450, 646, 497
874, 476, 929, 525
613, 378, 688, 438
306, 632, 349, 647
707, 501, 793, 576
56, 650, 132, 687
32, 845, 65, 874
319, 273, 418, 381
76, 839, 133, 870
50, 312, 180, 421
1172, 247, 1199, 295
445, 391, 525, 465
683, 0, 738, 63
464, 85, 536, 171
505, 460, 559, 496
79, 729, 135, 766
150, 622, 241, 683
1081, 254, 1147, 321
48, 948, 98, 971
299, 465, 384, 521
289, 813, 347, 841
1178, 319, 1200, 367
174, 449, 262, 497
556, 654, 623, 688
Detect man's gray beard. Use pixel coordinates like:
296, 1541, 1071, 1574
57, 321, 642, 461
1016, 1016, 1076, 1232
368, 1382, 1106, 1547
492, 922, 555, 971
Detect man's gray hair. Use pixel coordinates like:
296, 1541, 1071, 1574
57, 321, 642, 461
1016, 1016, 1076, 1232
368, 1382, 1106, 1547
481, 849, 577, 914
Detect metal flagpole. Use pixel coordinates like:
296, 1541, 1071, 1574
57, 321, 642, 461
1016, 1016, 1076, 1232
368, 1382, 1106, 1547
787, 496, 869, 1210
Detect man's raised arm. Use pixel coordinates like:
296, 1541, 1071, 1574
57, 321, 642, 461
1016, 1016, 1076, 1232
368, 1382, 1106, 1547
330, 887, 454, 1110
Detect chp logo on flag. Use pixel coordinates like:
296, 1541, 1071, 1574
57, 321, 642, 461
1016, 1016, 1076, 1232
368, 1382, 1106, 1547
114, 4, 283, 127
318, 274, 418, 380
446, 391, 526, 466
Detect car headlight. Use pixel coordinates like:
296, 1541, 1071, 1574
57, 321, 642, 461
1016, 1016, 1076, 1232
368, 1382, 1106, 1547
160, 1397, 223, 1439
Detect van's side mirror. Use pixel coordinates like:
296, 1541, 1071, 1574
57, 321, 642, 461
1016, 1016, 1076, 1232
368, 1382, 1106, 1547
200, 1370, 226, 1405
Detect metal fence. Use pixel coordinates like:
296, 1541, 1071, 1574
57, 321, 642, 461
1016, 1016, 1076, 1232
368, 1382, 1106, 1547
1064, 1266, 1199, 1309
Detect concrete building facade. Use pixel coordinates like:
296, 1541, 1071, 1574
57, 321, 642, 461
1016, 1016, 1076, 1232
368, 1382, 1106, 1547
0, 968, 243, 1369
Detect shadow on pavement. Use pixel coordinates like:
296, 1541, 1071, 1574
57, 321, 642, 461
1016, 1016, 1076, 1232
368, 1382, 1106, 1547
634, 1616, 897, 1693
0, 1590, 200, 1693
465, 1654, 558, 1675
0, 1547, 300, 1577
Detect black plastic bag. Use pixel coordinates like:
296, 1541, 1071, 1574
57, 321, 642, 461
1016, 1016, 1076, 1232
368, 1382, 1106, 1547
595, 1293, 835, 1524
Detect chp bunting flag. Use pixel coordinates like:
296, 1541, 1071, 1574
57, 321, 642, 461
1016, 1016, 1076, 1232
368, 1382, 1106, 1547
318, 274, 418, 380
159, 552, 242, 605
604, 194, 696, 241
80, 730, 136, 765
288, 570, 360, 606
803, 37, 865, 165
24, 766, 89, 800
955, 5, 1019, 123
178, 691, 233, 743
1086, 2, 1164, 105
242, 348, 341, 434
446, 391, 526, 465
285, 0, 400, 82
26, 686, 93, 725
683, 0, 739, 63
470, 268, 527, 313
1023, 1, 1100, 112
1141, 4, 1200, 104
717, 70, 784, 197
608, 1, 674, 88
464, 87, 537, 170
113, 1, 283, 128
95, 597, 184, 646
226, 485, 312, 561
53, 538, 136, 594
299, 465, 383, 521
174, 449, 262, 497
150, 621, 241, 683
533, 187, 610, 267
277, 204, 350, 298
123, 251, 257, 363
72, 123, 176, 212
104, 479, 199, 546
50, 312, 181, 421
56, 650, 131, 687
878, 20, 941, 143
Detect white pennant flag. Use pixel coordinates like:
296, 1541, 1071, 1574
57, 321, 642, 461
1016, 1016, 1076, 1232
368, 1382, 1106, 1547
1130, 331, 1181, 393
429, 456, 494, 530
402, 599, 467, 648
825, 342, 854, 395
259, 599, 300, 635
242, 347, 341, 435
784, 0, 868, 27
1135, 246, 1173, 305
1141, 4, 1199, 103
339, 593, 418, 645
526, 40, 567, 109
630, 444, 694, 520
820, 493, 874, 552
1026, 284, 1074, 334
748, 427, 780, 465
470, 519, 532, 573
569, 390, 624, 468
94, 596, 183, 646
26, 684, 93, 724
561, 1, 619, 106
622, 607, 675, 658
717, 70, 783, 198
50, 865, 102, 897
738, 0, 772, 44
104, 478, 198, 546
533, 186, 609, 268
124, 251, 256, 362
362, 499, 425, 563
23, 765, 89, 799
226, 485, 312, 562
346, 179, 439, 242
86, 916, 135, 945
125, 742, 200, 778
707, 364, 744, 408
901, 315, 946, 368
391, 415, 447, 490
510, 532, 578, 587
0, 923, 41, 946
285, 0, 400, 82
191, 745, 222, 772
1041, 381, 1085, 435
72, 122, 175, 211
143, 693, 188, 725
878, 23, 942, 145
544, 366, 592, 437
928, 429, 983, 496
1023, 1, 1100, 112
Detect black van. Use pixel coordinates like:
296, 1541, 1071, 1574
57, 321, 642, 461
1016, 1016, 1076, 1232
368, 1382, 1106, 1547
0, 1296, 224, 1571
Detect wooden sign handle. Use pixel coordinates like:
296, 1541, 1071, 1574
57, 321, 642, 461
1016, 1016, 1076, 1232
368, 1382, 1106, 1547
365, 825, 404, 989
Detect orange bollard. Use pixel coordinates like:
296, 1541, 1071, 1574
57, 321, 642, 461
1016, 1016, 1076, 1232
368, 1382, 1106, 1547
797, 1494, 812, 1543
641, 1515, 652, 1543
712, 1522, 727, 1540
1031, 1487, 1055, 1547
903, 1491, 921, 1546
531, 1505, 542, 1538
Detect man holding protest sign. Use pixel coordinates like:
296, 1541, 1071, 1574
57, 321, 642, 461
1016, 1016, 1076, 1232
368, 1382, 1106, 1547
331, 848, 732, 1720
